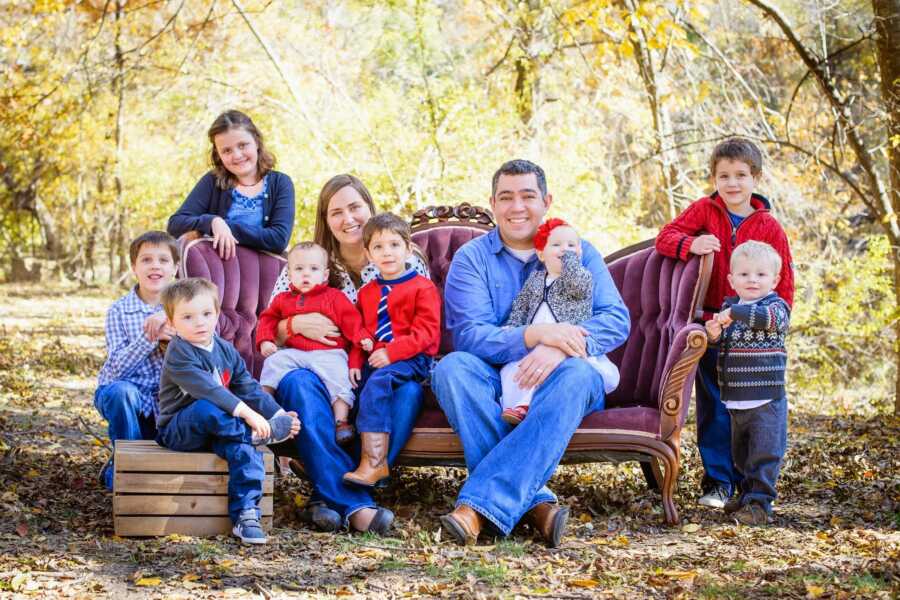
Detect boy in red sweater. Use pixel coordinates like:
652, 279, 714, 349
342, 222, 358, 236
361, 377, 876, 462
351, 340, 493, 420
257, 242, 367, 446
656, 138, 794, 509
342, 213, 441, 488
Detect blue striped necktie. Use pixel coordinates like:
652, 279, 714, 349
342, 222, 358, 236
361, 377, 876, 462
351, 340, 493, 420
374, 284, 394, 342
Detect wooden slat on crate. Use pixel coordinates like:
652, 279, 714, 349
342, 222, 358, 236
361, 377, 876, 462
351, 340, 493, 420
115, 516, 273, 537
114, 472, 275, 495
114, 495, 273, 516
116, 441, 274, 473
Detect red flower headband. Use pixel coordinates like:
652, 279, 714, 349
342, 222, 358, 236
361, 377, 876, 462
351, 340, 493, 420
533, 218, 570, 251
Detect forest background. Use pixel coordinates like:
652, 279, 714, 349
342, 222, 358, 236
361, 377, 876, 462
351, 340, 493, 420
3, 0, 900, 415
0, 1, 898, 597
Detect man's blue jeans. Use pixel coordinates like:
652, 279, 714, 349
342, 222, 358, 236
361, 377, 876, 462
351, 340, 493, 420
156, 400, 266, 523
696, 346, 738, 494
432, 351, 604, 536
729, 395, 788, 513
275, 368, 423, 525
93, 381, 158, 489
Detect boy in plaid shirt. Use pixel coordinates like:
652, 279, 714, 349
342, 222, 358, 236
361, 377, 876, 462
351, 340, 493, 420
94, 231, 179, 489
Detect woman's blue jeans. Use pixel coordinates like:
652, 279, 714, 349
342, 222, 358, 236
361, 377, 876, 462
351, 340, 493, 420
275, 368, 423, 524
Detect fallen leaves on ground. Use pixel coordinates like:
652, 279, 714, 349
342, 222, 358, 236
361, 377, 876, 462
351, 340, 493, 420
0, 284, 897, 598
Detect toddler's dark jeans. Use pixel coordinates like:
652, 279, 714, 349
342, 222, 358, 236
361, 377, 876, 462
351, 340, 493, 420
729, 395, 788, 513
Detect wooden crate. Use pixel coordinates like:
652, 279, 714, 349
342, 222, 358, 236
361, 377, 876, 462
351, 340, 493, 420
113, 440, 275, 537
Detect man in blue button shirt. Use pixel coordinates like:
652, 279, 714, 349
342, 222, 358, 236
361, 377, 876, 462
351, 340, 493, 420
434, 159, 630, 547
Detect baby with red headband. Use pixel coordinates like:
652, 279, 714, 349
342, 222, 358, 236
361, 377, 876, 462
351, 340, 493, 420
500, 219, 620, 425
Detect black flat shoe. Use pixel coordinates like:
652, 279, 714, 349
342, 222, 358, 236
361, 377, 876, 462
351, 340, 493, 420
298, 502, 341, 532
366, 507, 394, 535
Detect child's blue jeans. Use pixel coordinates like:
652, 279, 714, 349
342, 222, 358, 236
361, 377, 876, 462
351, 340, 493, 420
728, 395, 788, 513
696, 346, 738, 494
156, 394, 281, 524
94, 382, 158, 489
356, 354, 431, 433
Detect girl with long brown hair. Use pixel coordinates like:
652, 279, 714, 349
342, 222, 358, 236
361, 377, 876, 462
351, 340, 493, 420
168, 110, 295, 259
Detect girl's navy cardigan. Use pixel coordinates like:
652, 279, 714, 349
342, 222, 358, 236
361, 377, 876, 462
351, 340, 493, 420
167, 170, 295, 254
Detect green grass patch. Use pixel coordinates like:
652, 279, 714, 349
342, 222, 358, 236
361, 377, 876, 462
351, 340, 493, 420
426, 559, 507, 585
495, 539, 526, 557
695, 582, 747, 599
848, 573, 890, 594
380, 557, 408, 571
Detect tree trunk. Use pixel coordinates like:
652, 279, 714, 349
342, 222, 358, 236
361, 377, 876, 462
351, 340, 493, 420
872, 0, 900, 413
109, 0, 127, 283
624, 0, 678, 224
512, 0, 544, 151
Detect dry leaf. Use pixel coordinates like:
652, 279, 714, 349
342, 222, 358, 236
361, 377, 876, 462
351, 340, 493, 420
10, 573, 28, 592
135, 577, 161, 587
681, 523, 701, 533
805, 583, 826, 598
569, 579, 600, 588
14, 523, 27, 537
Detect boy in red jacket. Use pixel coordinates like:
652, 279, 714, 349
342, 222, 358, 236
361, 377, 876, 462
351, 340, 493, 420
342, 213, 441, 488
656, 138, 794, 509
257, 242, 367, 446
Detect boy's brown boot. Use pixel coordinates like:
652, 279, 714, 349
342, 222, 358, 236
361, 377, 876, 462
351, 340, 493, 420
342, 432, 390, 488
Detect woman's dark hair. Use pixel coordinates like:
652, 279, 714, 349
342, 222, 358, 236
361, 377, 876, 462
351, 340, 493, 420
314, 174, 377, 288
208, 110, 276, 189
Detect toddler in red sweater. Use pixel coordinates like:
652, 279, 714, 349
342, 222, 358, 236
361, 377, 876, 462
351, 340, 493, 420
342, 213, 441, 489
257, 242, 368, 445
655, 138, 794, 510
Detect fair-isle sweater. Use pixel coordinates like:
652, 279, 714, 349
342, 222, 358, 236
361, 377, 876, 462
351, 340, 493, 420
505, 251, 592, 327
715, 292, 790, 402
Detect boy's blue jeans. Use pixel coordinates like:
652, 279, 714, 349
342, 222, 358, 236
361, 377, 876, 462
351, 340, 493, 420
93, 382, 158, 489
729, 396, 788, 513
275, 368, 423, 526
431, 351, 605, 536
356, 354, 430, 433
696, 346, 739, 494
156, 398, 278, 524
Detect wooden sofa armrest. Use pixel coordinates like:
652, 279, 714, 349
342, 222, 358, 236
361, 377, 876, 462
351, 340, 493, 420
657, 325, 708, 443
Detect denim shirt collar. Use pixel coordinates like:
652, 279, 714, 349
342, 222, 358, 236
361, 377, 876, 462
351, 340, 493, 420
488, 228, 539, 265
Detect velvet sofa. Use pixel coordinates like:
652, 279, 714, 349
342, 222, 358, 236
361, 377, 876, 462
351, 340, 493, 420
180, 203, 711, 524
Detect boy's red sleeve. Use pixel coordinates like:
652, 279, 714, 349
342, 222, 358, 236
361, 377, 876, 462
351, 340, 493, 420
766, 224, 795, 309
384, 283, 442, 363
331, 292, 367, 369
256, 295, 284, 348
656, 201, 707, 261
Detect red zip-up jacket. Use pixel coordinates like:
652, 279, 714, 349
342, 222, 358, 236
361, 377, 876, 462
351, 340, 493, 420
256, 283, 365, 369
655, 192, 794, 320
356, 271, 442, 364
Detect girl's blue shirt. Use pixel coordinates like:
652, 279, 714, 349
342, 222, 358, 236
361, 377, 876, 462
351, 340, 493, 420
226, 175, 268, 230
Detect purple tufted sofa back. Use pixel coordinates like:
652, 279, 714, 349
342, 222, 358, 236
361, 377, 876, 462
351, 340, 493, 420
411, 225, 490, 356
604, 243, 702, 416
179, 238, 286, 378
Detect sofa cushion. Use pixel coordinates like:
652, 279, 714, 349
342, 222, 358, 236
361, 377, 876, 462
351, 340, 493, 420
180, 239, 286, 378
412, 225, 488, 356
604, 247, 700, 413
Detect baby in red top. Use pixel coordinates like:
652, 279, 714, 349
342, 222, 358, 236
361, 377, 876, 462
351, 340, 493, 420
257, 242, 368, 445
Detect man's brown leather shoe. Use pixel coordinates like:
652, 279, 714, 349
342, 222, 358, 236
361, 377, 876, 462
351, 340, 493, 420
526, 502, 569, 548
440, 505, 483, 545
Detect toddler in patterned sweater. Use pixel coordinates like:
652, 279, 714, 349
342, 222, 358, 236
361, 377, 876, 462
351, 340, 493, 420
705, 240, 790, 526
